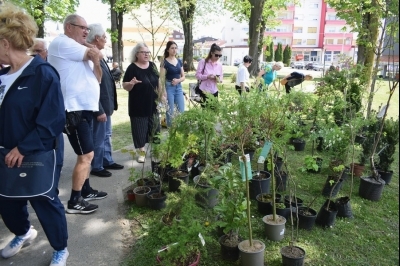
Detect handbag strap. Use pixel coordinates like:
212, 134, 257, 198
201, 59, 206, 74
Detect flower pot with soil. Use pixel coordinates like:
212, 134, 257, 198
321, 176, 344, 197
280, 245, 306, 266
335, 196, 354, 218
249, 170, 271, 200
292, 138, 306, 151
316, 199, 338, 228
297, 207, 318, 231
238, 239, 265, 266
263, 214, 287, 241
219, 234, 242, 261
133, 186, 151, 207
193, 175, 219, 209
147, 190, 167, 210
167, 169, 190, 192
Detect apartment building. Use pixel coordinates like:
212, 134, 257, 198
222, 0, 357, 65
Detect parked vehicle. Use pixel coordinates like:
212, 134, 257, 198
305, 62, 329, 71
311, 63, 330, 71
290, 61, 305, 69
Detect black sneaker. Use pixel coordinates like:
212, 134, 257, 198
66, 197, 98, 214
103, 163, 124, 170
90, 169, 112, 177
82, 189, 108, 201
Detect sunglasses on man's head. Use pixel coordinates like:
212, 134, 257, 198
214, 54, 222, 58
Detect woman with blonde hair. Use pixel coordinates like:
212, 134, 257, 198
0, 2, 68, 266
122, 43, 160, 163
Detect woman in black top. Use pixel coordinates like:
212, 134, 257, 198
122, 43, 160, 163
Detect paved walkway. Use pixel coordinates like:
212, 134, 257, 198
0, 135, 146, 266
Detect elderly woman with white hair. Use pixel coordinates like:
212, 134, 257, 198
258, 61, 284, 91
122, 43, 160, 163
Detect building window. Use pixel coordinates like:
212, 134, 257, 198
307, 39, 316, 45
308, 3, 318, 8
231, 39, 233, 43
293, 39, 302, 45
294, 27, 302, 33
325, 39, 334, 45
327, 14, 338, 20
307, 27, 317, 33
324, 51, 332, 61
326, 27, 336, 33
337, 39, 344, 44
294, 15, 304, 20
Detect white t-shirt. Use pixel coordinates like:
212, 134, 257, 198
236, 63, 250, 87
0, 58, 33, 106
48, 34, 99, 111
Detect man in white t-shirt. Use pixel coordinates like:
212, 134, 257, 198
235, 55, 253, 95
48, 14, 106, 214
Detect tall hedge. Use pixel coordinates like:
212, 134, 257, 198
283, 45, 291, 65
265, 42, 274, 62
275, 43, 283, 62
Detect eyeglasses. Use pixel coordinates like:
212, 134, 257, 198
214, 54, 222, 58
70, 23, 90, 32
138, 51, 151, 55
33, 49, 47, 54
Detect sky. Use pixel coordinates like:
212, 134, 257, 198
74, 0, 223, 39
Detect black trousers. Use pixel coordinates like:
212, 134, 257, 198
195, 87, 218, 108
235, 85, 249, 95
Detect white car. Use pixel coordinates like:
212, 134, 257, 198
290, 61, 305, 69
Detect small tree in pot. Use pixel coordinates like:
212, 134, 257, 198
377, 117, 399, 185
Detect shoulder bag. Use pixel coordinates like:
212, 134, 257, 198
0, 147, 57, 200
194, 60, 207, 95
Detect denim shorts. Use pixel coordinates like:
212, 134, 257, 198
66, 111, 94, 155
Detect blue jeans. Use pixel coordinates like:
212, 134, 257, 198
165, 81, 185, 127
91, 115, 114, 171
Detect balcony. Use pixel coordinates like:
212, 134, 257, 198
324, 32, 353, 38
324, 44, 353, 52
325, 19, 346, 25
265, 32, 293, 38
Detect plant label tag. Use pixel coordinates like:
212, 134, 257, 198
257, 141, 272, 163
239, 154, 252, 181
198, 233, 205, 246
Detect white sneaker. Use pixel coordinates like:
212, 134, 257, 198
1, 226, 38, 258
50, 248, 69, 266
138, 155, 146, 163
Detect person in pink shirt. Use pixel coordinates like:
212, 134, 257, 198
195, 43, 223, 107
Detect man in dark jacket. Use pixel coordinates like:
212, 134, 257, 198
281, 72, 313, 94
110, 62, 122, 82
87, 23, 124, 177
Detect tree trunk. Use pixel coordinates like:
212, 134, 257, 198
117, 12, 124, 67
34, 1, 45, 38
176, 0, 196, 71
247, 0, 266, 76
255, 19, 266, 75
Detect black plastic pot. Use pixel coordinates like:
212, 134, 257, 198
335, 196, 354, 218
281, 245, 306, 266
147, 190, 167, 210
167, 169, 189, 192
358, 176, 385, 201
219, 234, 242, 261
249, 171, 271, 200
193, 175, 219, 209
284, 195, 303, 208
292, 138, 306, 151
316, 199, 338, 228
377, 170, 393, 185
275, 171, 288, 192
322, 177, 344, 197
297, 207, 317, 231
276, 206, 291, 221
256, 194, 273, 215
